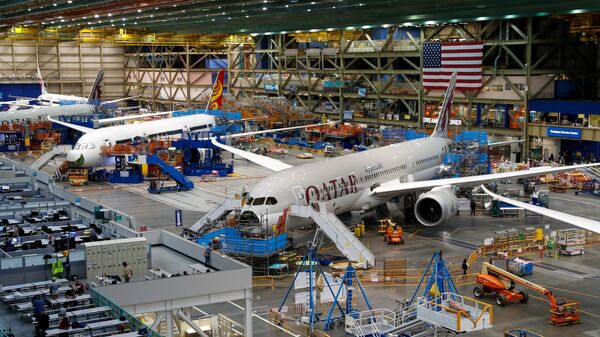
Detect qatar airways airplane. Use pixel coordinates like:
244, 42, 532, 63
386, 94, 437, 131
1, 68, 135, 124
4, 68, 103, 107
210, 73, 600, 233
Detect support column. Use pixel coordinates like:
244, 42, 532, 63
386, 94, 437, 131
165, 310, 174, 337
524, 16, 533, 158
244, 289, 253, 337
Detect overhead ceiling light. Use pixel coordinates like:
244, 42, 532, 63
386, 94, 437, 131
28, 8, 31, 11
245, 15, 249, 18
53, 3, 57, 6
150, 14, 153, 18
67, 0, 72, 3
94, 14, 99, 18
137, 9, 141, 12
262, 7, 267, 10
108, 13, 112, 17
83, 16, 87, 19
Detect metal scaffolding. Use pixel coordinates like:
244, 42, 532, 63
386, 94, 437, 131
227, 17, 597, 155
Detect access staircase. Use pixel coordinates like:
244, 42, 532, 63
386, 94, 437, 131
582, 167, 600, 181
30, 145, 72, 170
188, 198, 241, 234
146, 154, 194, 193
289, 204, 375, 268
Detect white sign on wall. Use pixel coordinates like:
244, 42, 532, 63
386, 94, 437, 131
423, 117, 463, 126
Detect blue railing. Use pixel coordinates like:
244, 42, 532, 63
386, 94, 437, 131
90, 288, 162, 337
197, 227, 288, 256
0, 327, 11, 337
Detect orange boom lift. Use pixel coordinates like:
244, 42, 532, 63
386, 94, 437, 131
473, 262, 581, 326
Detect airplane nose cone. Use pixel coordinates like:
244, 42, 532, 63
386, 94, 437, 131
66, 151, 84, 166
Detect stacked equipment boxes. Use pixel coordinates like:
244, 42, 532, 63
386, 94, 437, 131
83, 237, 148, 278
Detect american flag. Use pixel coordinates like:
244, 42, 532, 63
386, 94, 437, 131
422, 41, 483, 90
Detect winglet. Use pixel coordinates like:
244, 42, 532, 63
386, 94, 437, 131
206, 69, 224, 110
37, 67, 47, 95
88, 68, 104, 103
47, 116, 93, 134
432, 72, 457, 138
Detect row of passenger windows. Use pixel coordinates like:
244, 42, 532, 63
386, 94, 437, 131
247, 197, 278, 206
416, 155, 438, 165
361, 164, 408, 182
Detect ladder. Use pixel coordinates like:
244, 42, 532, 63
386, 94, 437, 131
289, 204, 375, 268
188, 198, 241, 234
582, 167, 600, 181
30, 145, 72, 170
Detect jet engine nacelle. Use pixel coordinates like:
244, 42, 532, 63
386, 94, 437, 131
414, 186, 458, 227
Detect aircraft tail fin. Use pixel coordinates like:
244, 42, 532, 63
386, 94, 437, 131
205, 69, 225, 110
431, 72, 457, 138
37, 67, 47, 95
87, 68, 104, 103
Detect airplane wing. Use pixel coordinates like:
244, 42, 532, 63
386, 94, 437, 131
486, 139, 524, 147
228, 122, 334, 139
210, 122, 334, 172
468, 139, 523, 149
1, 100, 39, 108
371, 163, 600, 197
47, 117, 94, 134
480, 185, 600, 234
101, 95, 142, 105
96, 111, 173, 124
211, 139, 293, 172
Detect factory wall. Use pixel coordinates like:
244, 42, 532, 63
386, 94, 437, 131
0, 41, 125, 100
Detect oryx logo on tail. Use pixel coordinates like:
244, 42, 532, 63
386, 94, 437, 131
88, 68, 104, 102
432, 72, 457, 138
37, 67, 48, 95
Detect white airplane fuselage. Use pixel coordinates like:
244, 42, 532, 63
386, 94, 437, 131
38, 93, 88, 106
240, 136, 450, 229
0, 104, 97, 124
67, 114, 217, 167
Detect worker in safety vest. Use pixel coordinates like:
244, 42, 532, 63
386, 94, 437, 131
385, 224, 394, 242
51, 258, 64, 279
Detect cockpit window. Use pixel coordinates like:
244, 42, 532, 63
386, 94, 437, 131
74, 143, 95, 150
252, 197, 265, 206
266, 197, 278, 205
247, 197, 254, 205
